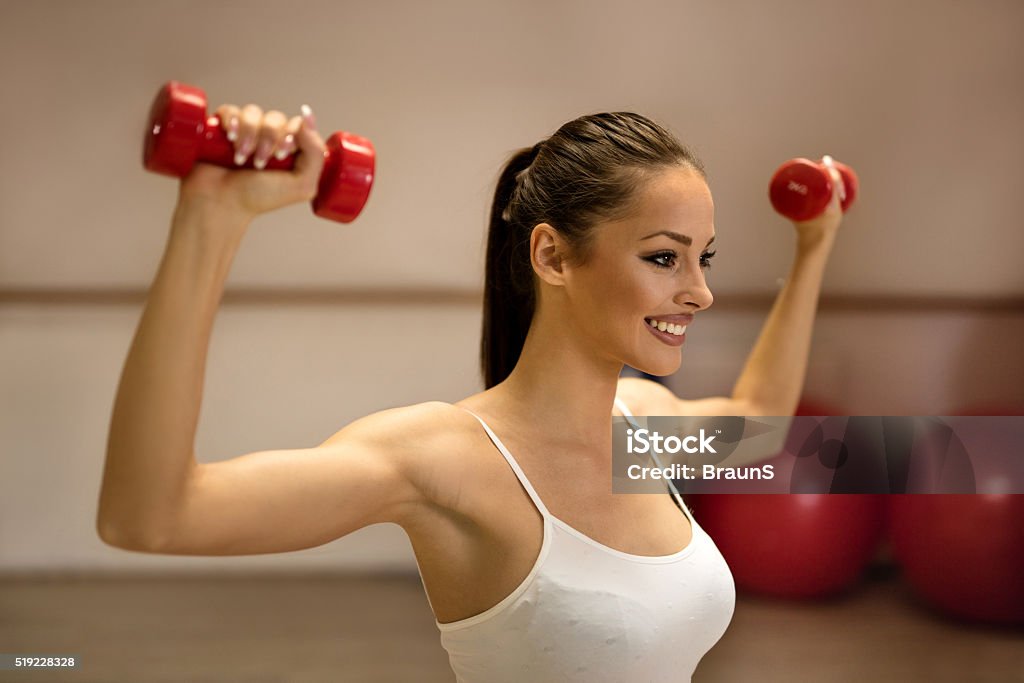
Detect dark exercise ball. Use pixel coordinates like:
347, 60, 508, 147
688, 493, 886, 600
888, 494, 1024, 625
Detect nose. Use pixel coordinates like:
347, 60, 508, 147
675, 268, 714, 312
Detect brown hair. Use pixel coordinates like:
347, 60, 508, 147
481, 112, 706, 389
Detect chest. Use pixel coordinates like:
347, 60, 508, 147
409, 420, 694, 625
462, 430, 692, 557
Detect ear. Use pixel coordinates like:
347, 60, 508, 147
530, 223, 571, 286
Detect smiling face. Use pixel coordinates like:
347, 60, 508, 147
555, 165, 716, 375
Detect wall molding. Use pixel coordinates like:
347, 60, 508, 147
1, 288, 1022, 312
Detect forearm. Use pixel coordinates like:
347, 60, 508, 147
98, 198, 250, 545
731, 231, 835, 415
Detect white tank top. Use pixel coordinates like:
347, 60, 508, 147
421, 398, 736, 683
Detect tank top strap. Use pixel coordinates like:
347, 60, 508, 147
613, 396, 641, 428
457, 408, 552, 519
614, 396, 696, 524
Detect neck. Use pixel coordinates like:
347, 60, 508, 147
493, 310, 624, 447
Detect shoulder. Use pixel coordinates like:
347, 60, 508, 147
322, 400, 474, 449
616, 377, 756, 416
615, 376, 678, 416
325, 401, 486, 512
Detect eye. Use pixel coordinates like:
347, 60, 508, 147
700, 250, 717, 270
645, 251, 678, 269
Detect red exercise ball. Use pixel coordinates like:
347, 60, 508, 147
954, 404, 1024, 416
689, 493, 886, 600
795, 398, 846, 416
888, 494, 1024, 625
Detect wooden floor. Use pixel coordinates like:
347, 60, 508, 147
1, 565, 1021, 682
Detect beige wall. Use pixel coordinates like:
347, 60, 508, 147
1, 0, 1022, 574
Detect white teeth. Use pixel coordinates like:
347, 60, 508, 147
646, 319, 688, 336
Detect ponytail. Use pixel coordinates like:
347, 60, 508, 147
481, 144, 541, 389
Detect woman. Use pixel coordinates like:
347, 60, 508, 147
98, 100, 844, 681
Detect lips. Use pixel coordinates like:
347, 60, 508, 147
644, 315, 691, 347
645, 314, 693, 335
644, 314, 695, 325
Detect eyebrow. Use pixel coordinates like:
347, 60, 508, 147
639, 231, 716, 248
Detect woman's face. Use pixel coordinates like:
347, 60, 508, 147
562, 165, 716, 376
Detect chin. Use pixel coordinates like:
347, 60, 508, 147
626, 353, 682, 377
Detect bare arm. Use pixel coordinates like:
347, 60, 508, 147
628, 158, 847, 418
97, 199, 251, 548
97, 100, 327, 549
134, 403, 447, 556
726, 228, 836, 416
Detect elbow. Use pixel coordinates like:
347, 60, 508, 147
96, 488, 180, 553
96, 519, 137, 550
96, 499, 139, 549
96, 518, 142, 550
96, 517, 170, 553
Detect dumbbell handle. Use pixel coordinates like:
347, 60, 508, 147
144, 81, 374, 223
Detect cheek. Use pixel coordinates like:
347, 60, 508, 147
603, 272, 660, 329
572, 254, 659, 327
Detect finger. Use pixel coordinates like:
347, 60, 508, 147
275, 115, 303, 161
822, 154, 846, 203
252, 109, 288, 170
234, 104, 263, 166
292, 104, 327, 197
213, 104, 241, 142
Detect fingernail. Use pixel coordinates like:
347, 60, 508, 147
234, 138, 256, 166
275, 134, 295, 160
226, 116, 239, 142
301, 104, 317, 130
253, 141, 272, 169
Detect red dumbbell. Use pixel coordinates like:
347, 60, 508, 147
142, 81, 374, 223
769, 157, 858, 222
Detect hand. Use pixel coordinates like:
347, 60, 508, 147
177, 102, 327, 221
792, 155, 845, 245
